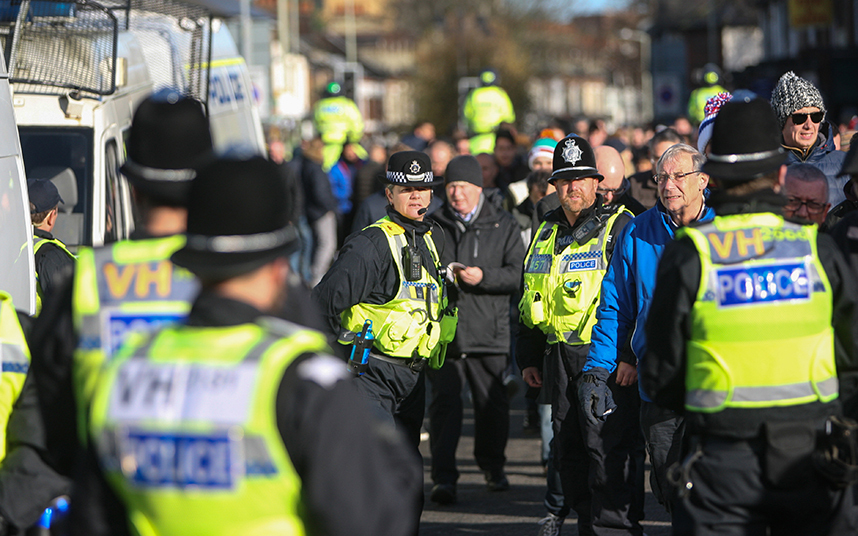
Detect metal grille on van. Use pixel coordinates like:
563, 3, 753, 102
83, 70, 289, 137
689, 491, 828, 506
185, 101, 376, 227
0, 0, 212, 103
0, 1, 118, 95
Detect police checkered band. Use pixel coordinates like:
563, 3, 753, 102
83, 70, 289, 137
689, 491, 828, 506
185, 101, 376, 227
386, 170, 435, 184
184, 225, 298, 253
562, 251, 601, 262
122, 159, 197, 182
551, 166, 599, 178
706, 148, 785, 164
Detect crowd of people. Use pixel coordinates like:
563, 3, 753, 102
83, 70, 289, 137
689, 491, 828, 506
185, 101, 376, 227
6, 68, 858, 536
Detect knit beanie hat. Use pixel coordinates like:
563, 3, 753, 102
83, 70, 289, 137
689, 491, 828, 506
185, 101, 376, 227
528, 138, 557, 169
444, 154, 483, 187
697, 92, 732, 153
770, 71, 826, 128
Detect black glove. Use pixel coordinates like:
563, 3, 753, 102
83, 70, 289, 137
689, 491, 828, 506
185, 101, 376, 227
578, 366, 617, 426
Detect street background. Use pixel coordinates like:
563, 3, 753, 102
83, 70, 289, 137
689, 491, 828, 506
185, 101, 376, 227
419, 376, 672, 535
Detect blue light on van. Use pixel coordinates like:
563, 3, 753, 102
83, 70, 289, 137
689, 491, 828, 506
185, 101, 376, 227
0, 1, 75, 22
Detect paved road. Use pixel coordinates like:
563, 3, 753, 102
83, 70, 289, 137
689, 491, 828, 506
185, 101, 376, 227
418, 377, 672, 535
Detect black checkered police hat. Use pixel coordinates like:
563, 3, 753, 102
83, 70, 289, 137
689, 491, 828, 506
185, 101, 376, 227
383, 150, 444, 186
549, 135, 604, 183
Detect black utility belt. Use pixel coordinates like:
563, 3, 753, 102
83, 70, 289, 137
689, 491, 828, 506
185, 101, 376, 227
369, 352, 428, 373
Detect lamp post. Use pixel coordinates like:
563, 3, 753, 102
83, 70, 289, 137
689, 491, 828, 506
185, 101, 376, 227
620, 28, 652, 124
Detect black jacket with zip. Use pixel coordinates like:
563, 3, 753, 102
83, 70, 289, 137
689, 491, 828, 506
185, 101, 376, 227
430, 193, 525, 356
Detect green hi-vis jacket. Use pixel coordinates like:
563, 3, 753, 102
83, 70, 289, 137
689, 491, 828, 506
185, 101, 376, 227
90, 318, 324, 536
0, 291, 29, 461
340, 217, 457, 369
519, 209, 627, 345
73, 236, 199, 442
680, 213, 836, 414
33, 234, 75, 315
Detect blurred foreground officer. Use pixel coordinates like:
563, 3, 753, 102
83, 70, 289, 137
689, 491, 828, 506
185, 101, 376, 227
77, 157, 422, 536
0, 293, 68, 534
427, 155, 524, 504
642, 98, 858, 535
29, 178, 75, 315
518, 135, 633, 536
29, 90, 212, 477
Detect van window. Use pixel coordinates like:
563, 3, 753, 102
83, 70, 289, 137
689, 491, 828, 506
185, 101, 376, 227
20, 126, 93, 247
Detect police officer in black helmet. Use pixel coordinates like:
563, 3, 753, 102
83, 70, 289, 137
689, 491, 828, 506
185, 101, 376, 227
313, 150, 458, 529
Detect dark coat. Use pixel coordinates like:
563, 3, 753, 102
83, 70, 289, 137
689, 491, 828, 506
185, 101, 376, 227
430, 194, 525, 355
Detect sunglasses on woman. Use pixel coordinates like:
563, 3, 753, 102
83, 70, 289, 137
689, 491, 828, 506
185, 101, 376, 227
791, 111, 824, 125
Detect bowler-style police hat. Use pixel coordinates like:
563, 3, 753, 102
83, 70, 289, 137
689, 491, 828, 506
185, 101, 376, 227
121, 89, 214, 206
172, 156, 299, 281
383, 150, 444, 187
549, 135, 603, 183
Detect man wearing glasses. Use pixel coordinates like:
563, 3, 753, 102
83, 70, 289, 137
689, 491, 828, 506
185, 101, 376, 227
770, 71, 847, 207
782, 163, 831, 227
579, 143, 715, 525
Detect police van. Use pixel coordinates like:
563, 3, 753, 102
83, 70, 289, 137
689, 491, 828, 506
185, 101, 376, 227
0, 47, 34, 313
2, 0, 264, 254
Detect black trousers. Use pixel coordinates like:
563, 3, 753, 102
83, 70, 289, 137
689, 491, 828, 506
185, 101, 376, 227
673, 434, 856, 536
353, 357, 425, 535
551, 347, 646, 536
427, 353, 510, 485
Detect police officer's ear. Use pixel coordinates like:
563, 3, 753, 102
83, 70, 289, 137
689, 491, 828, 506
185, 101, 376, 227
774, 164, 787, 194
698, 172, 710, 191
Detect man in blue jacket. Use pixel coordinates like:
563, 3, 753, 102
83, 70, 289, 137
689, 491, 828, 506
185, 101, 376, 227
579, 143, 716, 524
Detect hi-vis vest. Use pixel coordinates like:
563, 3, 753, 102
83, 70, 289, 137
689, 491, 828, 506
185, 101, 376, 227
89, 317, 323, 536
0, 292, 29, 461
73, 236, 199, 441
340, 217, 456, 366
680, 213, 836, 413
519, 209, 626, 345
33, 234, 76, 316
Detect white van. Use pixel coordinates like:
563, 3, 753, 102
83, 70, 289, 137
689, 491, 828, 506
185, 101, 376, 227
0, 49, 34, 313
4, 1, 265, 252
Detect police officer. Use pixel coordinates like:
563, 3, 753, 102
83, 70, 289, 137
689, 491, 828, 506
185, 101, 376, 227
29, 89, 213, 476
74, 156, 422, 536
642, 98, 858, 534
29, 178, 75, 315
687, 63, 727, 125
0, 292, 68, 534
313, 81, 365, 171
518, 135, 633, 536
463, 69, 516, 154
312, 151, 457, 526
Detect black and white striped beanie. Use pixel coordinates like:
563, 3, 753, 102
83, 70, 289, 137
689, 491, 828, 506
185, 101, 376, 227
770, 71, 826, 128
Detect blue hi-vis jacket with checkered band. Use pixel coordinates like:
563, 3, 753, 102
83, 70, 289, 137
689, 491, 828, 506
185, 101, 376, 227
0, 292, 29, 462
33, 234, 75, 316
89, 317, 322, 536
679, 213, 836, 413
339, 217, 456, 367
72, 236, 199, 442
519, 208, 628, 345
